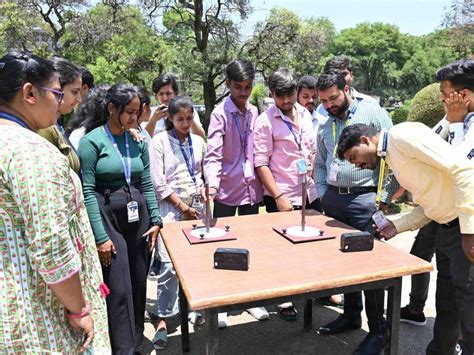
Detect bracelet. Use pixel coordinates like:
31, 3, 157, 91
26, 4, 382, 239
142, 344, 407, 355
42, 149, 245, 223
273, 193, 284, 200
66, 302, 90, 319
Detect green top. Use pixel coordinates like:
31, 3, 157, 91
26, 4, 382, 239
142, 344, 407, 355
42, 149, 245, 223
38, 125, 81, 174
78, 126, 161, 244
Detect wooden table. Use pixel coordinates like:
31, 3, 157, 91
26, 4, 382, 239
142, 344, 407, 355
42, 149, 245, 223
160, 211, 433, 354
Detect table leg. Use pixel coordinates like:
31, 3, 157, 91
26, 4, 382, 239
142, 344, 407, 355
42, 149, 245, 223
205, 309, 219, 355
385, 277, 402, 355
304, 299, 313, 331
179, 285, 190, 353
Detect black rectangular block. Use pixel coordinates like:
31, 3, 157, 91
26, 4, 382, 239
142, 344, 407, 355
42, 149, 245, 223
214, 248, 249, 271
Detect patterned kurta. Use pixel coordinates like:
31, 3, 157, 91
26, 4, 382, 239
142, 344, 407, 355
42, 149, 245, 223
0, 126, 110, 353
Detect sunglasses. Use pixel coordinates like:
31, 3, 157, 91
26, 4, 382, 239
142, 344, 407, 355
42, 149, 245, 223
37, 86, 64, 104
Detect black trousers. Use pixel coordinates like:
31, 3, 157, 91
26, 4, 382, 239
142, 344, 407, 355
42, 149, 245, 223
320, 189, 386, 335
213, 200, 260, 218
96, 185, 150, 354
426, 222, 474, 355
408, 221, 437, 312
263, 195, 323, 213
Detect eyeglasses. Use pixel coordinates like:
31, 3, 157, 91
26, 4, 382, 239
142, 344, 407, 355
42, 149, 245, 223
37, 86, 64, 104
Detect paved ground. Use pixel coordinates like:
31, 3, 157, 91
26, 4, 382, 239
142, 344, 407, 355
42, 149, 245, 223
142, 229, 436, 354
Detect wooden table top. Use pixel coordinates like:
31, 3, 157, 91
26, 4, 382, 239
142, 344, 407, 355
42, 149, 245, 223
160, 211, 433, 310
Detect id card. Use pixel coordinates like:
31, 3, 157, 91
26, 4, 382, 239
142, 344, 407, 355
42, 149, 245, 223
372, 210, 390, 230
296, 159, 307, 175
328, 162, 339, 181
242, 160, 253, 178
191, 193, 203, 210
127, 201, 139, 223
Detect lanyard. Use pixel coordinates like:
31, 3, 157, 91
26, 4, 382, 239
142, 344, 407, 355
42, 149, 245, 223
0, 111, 31, 130
172, 128, 196, 185
104, 124, 132, 187
376, 130, 389, 207
233, 112, 251, 159
279, 109, 302, 151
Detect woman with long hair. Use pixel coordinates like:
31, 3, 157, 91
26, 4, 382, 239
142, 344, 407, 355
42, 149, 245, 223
78, 83, 162, 353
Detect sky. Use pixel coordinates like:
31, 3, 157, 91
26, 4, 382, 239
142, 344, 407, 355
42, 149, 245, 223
240, 0, 453, 36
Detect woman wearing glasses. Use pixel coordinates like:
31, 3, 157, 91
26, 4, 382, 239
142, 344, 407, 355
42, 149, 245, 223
0, 52, 110, 353
38, 57, 83, 174
78, 83, 162, 353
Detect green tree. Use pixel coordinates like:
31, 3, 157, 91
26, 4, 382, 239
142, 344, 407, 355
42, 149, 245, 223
441, 0, 474, 56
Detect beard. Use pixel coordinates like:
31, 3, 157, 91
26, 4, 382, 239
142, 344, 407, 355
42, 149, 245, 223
334, 93, 350, 117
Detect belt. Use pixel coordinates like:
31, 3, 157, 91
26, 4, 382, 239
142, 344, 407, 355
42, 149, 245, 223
328, 185, 377, 195
443, 218, 459, 228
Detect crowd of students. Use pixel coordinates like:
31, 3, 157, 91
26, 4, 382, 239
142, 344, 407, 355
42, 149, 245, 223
0, 50, 473, 355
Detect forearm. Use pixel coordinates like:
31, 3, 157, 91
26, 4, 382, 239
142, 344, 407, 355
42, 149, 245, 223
191, 120, 205, 139
48, 272, 87, 314
256, 166, 280, 197
144, 120, 158, 137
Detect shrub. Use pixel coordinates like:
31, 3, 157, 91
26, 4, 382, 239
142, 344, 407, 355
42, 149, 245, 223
250, 83, 267, 111
391, 100, 412, 125
407, 83, 445, 128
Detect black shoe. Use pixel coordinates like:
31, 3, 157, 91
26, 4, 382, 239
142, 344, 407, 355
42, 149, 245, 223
144, 309, 158, 323
400, 306, 426, 326
317, 314, 362, 335
353, 333, 385, 355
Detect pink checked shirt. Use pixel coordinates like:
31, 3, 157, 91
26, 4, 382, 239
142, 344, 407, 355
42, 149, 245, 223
254, 103, 317, 205
204, 97, 263, 206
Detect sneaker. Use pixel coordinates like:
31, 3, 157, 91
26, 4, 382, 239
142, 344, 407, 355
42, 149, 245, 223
218, 312, 228, 329
400, 306, 426, 326
247, 307, 269, 320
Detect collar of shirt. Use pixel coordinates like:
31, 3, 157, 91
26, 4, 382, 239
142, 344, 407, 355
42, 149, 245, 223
376, 129, 388, 157
224, 96, 249, 117
273, 102, 307, 124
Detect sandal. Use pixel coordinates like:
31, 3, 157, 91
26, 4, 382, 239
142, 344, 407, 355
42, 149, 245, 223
278, 303, 298, 322
152, 327, 168, 350
188, 311, 205, 326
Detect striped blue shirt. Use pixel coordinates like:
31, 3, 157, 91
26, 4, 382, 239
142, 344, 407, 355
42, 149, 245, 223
315, 99, 395, 203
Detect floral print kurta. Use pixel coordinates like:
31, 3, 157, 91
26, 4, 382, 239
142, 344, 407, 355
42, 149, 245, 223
0, 126, 110, 353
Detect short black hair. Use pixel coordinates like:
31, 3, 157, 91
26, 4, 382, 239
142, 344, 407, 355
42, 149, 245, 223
79, 66, 94, 89
436, 59, 474, 91
268, 68, 297, 96
152, 73, 179, 95
336, 124, 379, 160
51, 57, 81, 88
297, 75, 318, 96
324, 55, 352, 73
226, 59, 255, 82
135, 85, 151, 107
316, 71, 346, 91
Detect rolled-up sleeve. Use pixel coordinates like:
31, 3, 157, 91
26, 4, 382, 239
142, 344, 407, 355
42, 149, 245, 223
9, 143, 81, 284
389, 205, 432, 233
253, 115, 273, 167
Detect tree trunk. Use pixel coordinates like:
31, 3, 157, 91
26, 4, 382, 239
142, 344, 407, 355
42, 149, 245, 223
202, 78, 217, 131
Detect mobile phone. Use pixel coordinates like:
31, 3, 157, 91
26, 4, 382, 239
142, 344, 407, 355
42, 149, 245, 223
372, 210, 390, 230
158, 104, 167, 110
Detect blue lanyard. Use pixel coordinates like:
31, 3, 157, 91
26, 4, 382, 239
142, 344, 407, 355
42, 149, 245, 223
172, 128, 196, 185
381, 130, 388, 158
0, 111, 31, 130
233, 112, 251, 159
279, 110, 302, 151
104, 124, 132, 187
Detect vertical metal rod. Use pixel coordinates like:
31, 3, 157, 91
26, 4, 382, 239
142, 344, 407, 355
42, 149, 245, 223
301, 174, 307, 231
205, 182, 211, 233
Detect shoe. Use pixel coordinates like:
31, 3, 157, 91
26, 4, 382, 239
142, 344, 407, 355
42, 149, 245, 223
188, 311, 205, 326
317, 314, 362, 335
149, 258, 160, 277
278, 302, 298, 322
247, 307, 269, 320
400, 306, 426, 326
218, 312, 228, 328
315, 295, 344, 309
455, 340, 470, 355
152, 327, 168, 350
353, 332, 385, 355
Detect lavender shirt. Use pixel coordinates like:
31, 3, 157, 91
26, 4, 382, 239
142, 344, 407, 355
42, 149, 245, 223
204, 97, 263, 206
254, 103, 317, 205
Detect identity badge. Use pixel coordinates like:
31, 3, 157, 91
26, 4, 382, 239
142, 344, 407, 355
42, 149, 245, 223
191, 193, 203, 211
242, 160, 253, 178
328, 162, 339, 181
127, 201, 139, 223
296, 159, 307, 175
